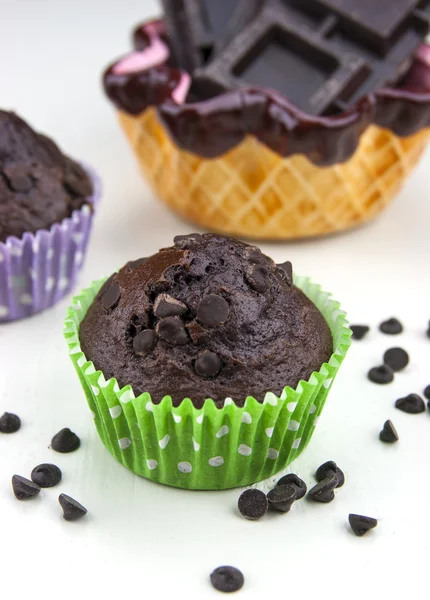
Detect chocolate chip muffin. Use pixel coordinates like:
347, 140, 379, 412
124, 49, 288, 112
0, 110, 93, 242
79, 234, 332, 407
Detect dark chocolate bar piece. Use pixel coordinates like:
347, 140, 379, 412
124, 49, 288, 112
193, 0, 430, 115
161, 0, 262, 70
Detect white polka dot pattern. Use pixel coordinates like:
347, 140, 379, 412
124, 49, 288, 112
91, 385, 100, 396
145, 401, 153, 412
323, 378, 333, 389
314, 417, 320, 426
109, 405, 122, 419
267, 448, 279, 460
216, 425, 229, 438
0, 306, 9, 317
209, 456, 224, 467
45, 277, 55, 292
238, 444, 252, 456
224, 398, 233, 406
309, 404, 317, 414
287, 402, 298, 413
265, 427, 274, 438
147, 459, 158, 470
178, 461, 192, 473
20, 293, 32, 305
241, 412, 252, 424
120, 389, 134, 403
159, 434, 170, 449
192, 437, 200, 451
287, 420, 300, 431
118, 437, 131, 449
196, 414, 203, 424
292, 438, 301, 449
173, 414, 182, 423
264, 392, 278, 406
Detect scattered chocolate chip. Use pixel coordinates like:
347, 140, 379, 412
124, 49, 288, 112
350, 325, 370, 340
12, 475, 41, 500
383, 347, 409, 372
197, 294, 230, 328
126, 257, 148, 270
0, 412, 21, 433
210, 566, 244, 594
424, 385, 430, 400
395, 393, 426, 414
277, 261, 293, 285
379, 420, 399, 443
308, 475, 338, 503
51, 428, 81, 453
245, 265, 270, 293
246, 247, 266, 264
174, 233, 202, 247
154, 293, 187, 318
238, 489, 268, 520
133, 329, 157, 356
277, 474, 307, 500
156, 316, 188, 345
195, 350, 222, 378
59, 493, 88, 521
349, 514, 377, 537
267, 484, 297, 513
101, 281, 121, 311
6, 170, 33, 192
379, 318, 403, 335
316, 461, 345, 488
368, 365, 394, 385
31, 464, 62, 488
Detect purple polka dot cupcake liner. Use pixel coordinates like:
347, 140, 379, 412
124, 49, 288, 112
64, 275, 351, 490
0, 163, 101, 322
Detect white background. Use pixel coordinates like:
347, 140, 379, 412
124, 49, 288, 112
1, 1, 430, 598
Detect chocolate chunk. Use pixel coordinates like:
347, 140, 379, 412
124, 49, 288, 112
245, 265, 270, 292
379, 318, 403, 335
101, 281, 121, 311
0, 412, 21, 433
51, 428, 81, 453
277, 474, 307, 499
277, 261, 293, 285
350, 325, 370, 341
126, 257, 148, 271
157, 316, 188, 345
383, 347, 409, 372
133, 329, 157, 356
31, 464, 62, 488
308, 475, 338, 503
12, 475, 41, 500
424, 385, 430, 401
173, 233, 202, 247
154, 294, 187, 318
63, 161, 93, 197
210, 566, 245, 594
367, 365, 394, 385
267, 484, 297, 513
59, 493, 88, 521
4, 166, 33, 192
195, 350, 222, 378
395, 393, 426, 414
316, 461, 345, 488
349, 513, 377, 537
238, 489, 268, 520
197, 294, 230, 327
379, 420, 399, 443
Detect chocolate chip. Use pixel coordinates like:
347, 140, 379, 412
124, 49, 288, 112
349, 514, 377, 537
245, 264, 270, 292
395, 393, 426, 414
31, 464, 62, 488
316, 461, 345, 488
246, 246, 265, 264
308, 475, 338, 503
133, 329, 157, 356
197, 294, 230, 328
383, 347, 409, 372
63, 161, 92, 197
379, 318, 403, 335
12, 475, 41, 500
267, 484, 297, 513
0, 412, 21, 433
59, 493, 88, 521
173, 233, 202, 247
101, 281, 121, 311
156, 316, 188, 345
210, 566, 244, 593
238, 489, 268, 520
368, 365, 394, 384
277, 474, 307, 499
4, 167, 33, 192
379, 420, 399, 443
277, 261, 293, 285
154, 294, 187, 318
350, 325, 370, 340
126, 257, 148, 270
51, 428, 81, 453
424, 385, 430, 400
195, 350, 222, 378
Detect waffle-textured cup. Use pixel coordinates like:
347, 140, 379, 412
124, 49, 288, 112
118, 108, 429, 240
64, 274, 351, 490
0, 164, 101, 323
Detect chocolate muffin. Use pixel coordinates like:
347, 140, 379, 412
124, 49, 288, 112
80, 234, 332, 407
0, 110, 93, 242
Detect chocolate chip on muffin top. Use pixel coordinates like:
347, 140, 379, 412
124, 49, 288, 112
0, 110, 93, 242
79, 234, 332, 408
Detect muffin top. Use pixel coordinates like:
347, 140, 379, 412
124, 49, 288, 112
79, 234, 332, 408
0, 110, 93, 243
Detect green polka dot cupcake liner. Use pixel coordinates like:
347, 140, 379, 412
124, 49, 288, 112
64, 275, 351, 490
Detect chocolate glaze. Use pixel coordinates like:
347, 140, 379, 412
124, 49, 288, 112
104, 20, 430, 166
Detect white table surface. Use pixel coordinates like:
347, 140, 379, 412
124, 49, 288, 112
1, 1, 430, 598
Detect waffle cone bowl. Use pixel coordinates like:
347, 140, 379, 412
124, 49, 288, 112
118, 108, 429, 240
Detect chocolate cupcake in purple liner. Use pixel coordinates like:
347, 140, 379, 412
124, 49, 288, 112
0, 111, 101, 322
